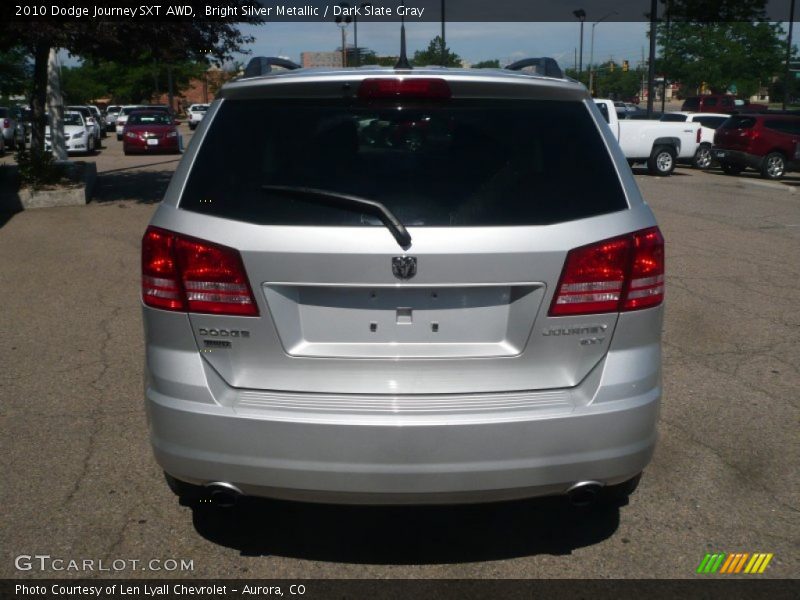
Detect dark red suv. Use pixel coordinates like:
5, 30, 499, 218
681, 95, 768, 114
712, 114, 800, 180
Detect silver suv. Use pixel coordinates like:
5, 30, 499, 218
143, 57, 664, 508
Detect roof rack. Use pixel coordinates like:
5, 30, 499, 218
505, 57, 563, 79
243, 56, 302, 78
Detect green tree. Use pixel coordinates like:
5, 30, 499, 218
412, 36, 461, 67
657, 0, 784, 98
0, 47, 32, 99
0, 9, 258, 161
472, 59, 501, 69
593, 61, 645, 99
61, 57, 207, 105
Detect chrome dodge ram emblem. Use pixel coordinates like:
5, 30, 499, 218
392, 256, 417, 280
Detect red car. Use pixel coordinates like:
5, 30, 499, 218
712, 113, 800, 179
681, 94, 768, 114
122, 111, 180, 155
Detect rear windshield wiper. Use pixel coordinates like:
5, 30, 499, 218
260, 185, 412, 250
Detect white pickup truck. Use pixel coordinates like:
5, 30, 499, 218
594, 99, 701, 175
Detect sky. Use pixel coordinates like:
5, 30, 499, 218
235, 21, 653, 68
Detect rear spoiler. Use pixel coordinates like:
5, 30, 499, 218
243, 57, 302, 78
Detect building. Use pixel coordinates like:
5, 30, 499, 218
152, 66, 233, 114
301, 51, 343, 68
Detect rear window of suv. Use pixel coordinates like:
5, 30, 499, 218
721, 116, 756, 129
180, 98, 628, 227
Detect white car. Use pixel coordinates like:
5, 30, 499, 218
187, 104, 209, 130
44, 111, 95, 154
660, 111, 729, 169
87, 105, 107, 138
115, 105, 148, 140
105, 105, 122, 130
67, 105, 102, 148
613, 101, 638, 116
594, 99, 701, 175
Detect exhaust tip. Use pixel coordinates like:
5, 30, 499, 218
204, 482, 243, 508
566, 481, 604, 507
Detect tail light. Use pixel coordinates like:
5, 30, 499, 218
2, 119, 8, 128
358, 78, 451, 100
142, 226, 259, 316
696, 127, 702, 143
549, 227, 664, 316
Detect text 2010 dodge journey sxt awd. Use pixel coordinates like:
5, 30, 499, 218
142, 57, 664, 508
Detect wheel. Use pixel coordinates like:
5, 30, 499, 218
116, 134, 122, 141
600, 473, 642, 505
721, 162, 744, 176
188, 123, 196, 131
761, 152, 786, 180
647, 145, 676, 176
86, 137, 95, 155
693, 144, 713, 169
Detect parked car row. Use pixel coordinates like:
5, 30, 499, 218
0, 102, 188, 158
596, 98, 800, 180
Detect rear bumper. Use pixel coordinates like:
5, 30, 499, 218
124, 139, 179, 153
145, 334, 661, 505
712, 148, 766, 170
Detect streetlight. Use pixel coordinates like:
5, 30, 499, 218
335, 4, 352, 67
588, 11, 617, 96
573, 9, 586, 75
352, 2, 372, 67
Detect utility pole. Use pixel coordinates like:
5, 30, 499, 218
336, 14, 351, 67
647, 0, 658, 117
573, 9, 586, 75
661, 0, 671, 114
441, 0, 446, 65
641, 47, 646, 104
784, 0, 796, 110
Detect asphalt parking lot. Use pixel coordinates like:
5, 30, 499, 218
1, 137, 798, 579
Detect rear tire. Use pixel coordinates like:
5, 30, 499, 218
693, 143, 713, 169
721, 162, 744, 176
647, 145, 676, 176
761, 152, 786, 180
